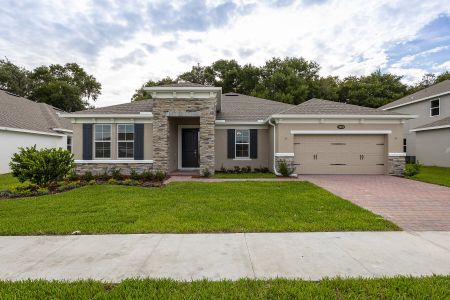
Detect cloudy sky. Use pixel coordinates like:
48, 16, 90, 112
1, 0, 449, 107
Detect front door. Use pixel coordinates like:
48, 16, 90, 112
181, 128, 199, 168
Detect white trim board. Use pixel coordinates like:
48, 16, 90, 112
177, 125, 200, 170
0, 126, 67, 137
410, 125, 450, 132
290, 130, 392, 135
75, 160, 154, 164
60, 113, 154, 119
388, 153, 406, 157
275, 153, 295, 157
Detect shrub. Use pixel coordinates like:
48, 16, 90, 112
9, 146, 74, 186
141, 170, 155, 181
109, 168, 123, 180
233, 166, 241, 173
259, 167, 270, 173
107, 178, 117, 185
9, 182, 39, 193
154, 171, 167, 182
404, 163, 421, 177
201, 168, 211, 177
121, 179, 139, 186
98, 169, 111, 181
242, 166, 252, 173
130, 169, 141, 180
36, 187, 49, 195
66, 170, 80, 181
82, 171, 94, 182
277, 159, 295, 177
88, 179, 96, 185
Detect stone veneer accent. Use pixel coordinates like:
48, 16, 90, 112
388, 156, 405, 176
152, 97, 216, 174
75, 163, 153, 175
275, 156, 296, 175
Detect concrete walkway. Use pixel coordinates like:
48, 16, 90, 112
1, 232, 449, 282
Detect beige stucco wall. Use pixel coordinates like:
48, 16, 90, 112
415, 129, 450, 167
72, 122, 153, 160
215, 128, 270, 170
276, 122, 404, 154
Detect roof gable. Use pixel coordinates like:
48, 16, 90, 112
381, 80, 450, 110
0, 90, 72, 134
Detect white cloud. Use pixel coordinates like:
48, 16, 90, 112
1, 0, 450, 107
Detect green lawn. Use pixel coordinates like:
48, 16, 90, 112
0, 173, 18, 190
213, 172, 277, 178
407, 166, 450, 187
0, 182, 398, 235
0, 276, 448, 299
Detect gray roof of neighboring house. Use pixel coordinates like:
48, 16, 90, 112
73, 99, 154, 115
381, 80, 450, 110
413, 116, 450, 131
216, 93, 295, 121
0, 90, 72, 134
280, 98, 403, 115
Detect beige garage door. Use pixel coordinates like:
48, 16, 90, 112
293, 135, 386, 175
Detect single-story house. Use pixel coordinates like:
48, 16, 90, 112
381, 80, 450, 167
62, 82, 414, 176
0, 90, 73, 174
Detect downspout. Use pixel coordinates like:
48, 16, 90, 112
268, 118, 281, 176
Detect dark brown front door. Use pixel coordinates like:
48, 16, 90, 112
182, 128, 199, 168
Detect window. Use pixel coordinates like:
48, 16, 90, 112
67, 136, 72, 152
94, 124, 111, 158
117, 124, 134, 158
430, 99, 440, 116
403, 138, 407, 153
235, 129, 250, 158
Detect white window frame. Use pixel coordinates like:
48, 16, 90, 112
117, 124, 135, 159
430, 98, 440, 117
235, 129, 250, 159
67, 135, 72, 152
93, 124, 112, 159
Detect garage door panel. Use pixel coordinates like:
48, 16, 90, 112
293, 134, 386, 175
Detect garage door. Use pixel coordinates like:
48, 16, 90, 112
293, 135, 386, 174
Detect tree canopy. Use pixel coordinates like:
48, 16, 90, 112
132, 57, 449, 108
0, 59, 101, 112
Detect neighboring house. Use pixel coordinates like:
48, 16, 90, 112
381, 80, 450, 167
0, 90, 73, 174
62, 82, 414, 176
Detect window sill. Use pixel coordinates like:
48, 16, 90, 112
233, 158, 252, 161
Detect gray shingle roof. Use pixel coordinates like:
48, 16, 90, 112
217, 93, 295, 121
280, 98, 405, 115
413, 116, 450, 130
73, 99, 154, 114
381, 80, 450, 110
0, 90, 72, 134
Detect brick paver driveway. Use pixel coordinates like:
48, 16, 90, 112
301, 175, 450, 231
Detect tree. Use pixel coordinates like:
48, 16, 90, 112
0, 59, 31, 97
339, 70, 408, 108
131, 77, 176, 101
0, 60, 101, 112
436, 71, 450, 83
252, 57, 320, 104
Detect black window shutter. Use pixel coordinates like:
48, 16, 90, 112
227, 129, 235, 159
250, 129, 258, 159
82, 124, 93, 160
134, 124, 144, 160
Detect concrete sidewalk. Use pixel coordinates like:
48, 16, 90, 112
0, 232, 449, 282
